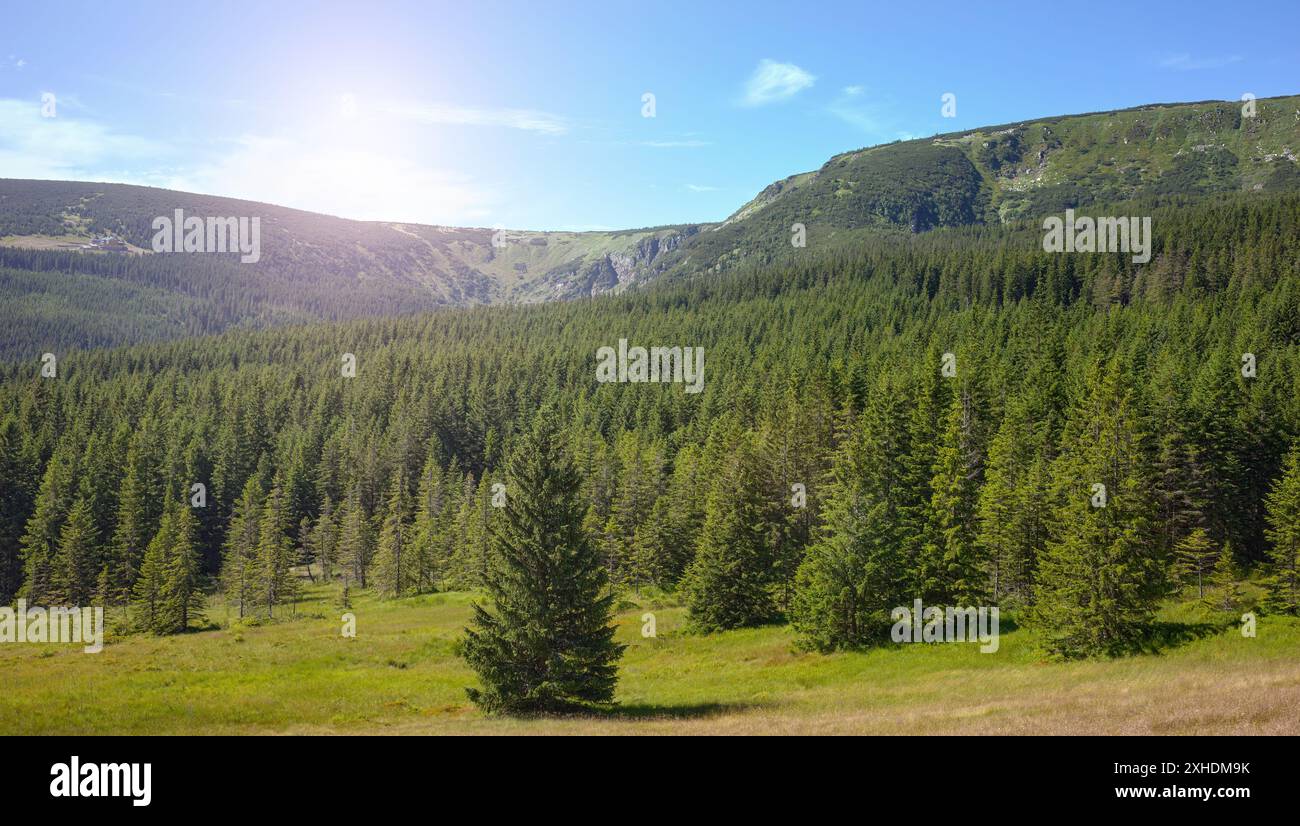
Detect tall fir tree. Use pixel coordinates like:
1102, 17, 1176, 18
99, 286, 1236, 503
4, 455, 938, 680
1032, 360, 1164, 658
336, 483, 374, 590
0, 414, 35, 602
309, 495, 338, 584
133, 502, 175, 633
792, 375, 912, 651
51, 494, 98, 605
255, 480, 297, 617
1207, 541, 1242, 612
17, 450, 75, 605
372, 473, 414, 598
977, 396, 1049, 606
1263, 444, 1300, 615
462, 409, 624, 713
920, 389, 986, 604
681, 429, 780, 631
161, 503, 205, 632
1173, 528, 1217, 599
221, 476, 262, 619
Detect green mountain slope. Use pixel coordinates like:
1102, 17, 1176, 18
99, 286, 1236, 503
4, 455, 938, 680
0, 94, 1297, 359
678, 94, 1300, 274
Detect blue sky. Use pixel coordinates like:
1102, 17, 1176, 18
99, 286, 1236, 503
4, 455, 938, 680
1, 0, 1296, 230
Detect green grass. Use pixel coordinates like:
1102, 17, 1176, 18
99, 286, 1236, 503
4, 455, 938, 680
1, 585, 1297, 735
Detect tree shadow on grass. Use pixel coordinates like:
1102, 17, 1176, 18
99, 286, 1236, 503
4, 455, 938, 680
600, 700, 763, 720
502, 700, 764, 723
1121, 619, 1234, 656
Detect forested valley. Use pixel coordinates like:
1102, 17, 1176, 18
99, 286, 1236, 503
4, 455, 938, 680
2, 191, 1299, 671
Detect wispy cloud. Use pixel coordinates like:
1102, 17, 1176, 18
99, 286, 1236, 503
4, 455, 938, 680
825, 89, 916, 143
740, 59, 815, 106
0, 98, 165, 179
827, 87, 881, 134
381, 101, 569, 135
685, 183, 718, 192
167, 136, 497, 224
0, 96, 498, 224
1158, 53, 1243, 71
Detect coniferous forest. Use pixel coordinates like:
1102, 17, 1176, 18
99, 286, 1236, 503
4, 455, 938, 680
3, 191, 1299, 708
5, 0, 1300, 749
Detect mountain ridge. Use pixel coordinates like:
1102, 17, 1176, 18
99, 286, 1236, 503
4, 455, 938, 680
1, 93, 1298, 358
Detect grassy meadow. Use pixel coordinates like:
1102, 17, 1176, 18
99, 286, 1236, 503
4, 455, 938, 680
1, 583, 1297, 735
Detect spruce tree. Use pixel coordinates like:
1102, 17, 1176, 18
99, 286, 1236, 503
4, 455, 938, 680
1173, 528, 1216, 599
337, 483, 373, 590
659, 443, 707, 583
1263, 444, 1300, 615
52, 495, 98, 605
792, 376, 911, 651
161, 504, 205, 632
17, 451, 74, 605
111, 434, 162, 595
221, 477, 262, 619
95, 564, 116, 617
977, 396, 1048, 606
1031, 360, 1164, 658
462, 409, 624, 713
1207, 542, 1242, 612
445, 472, 483, 590
372, 473, 413, 598
255, 481, 296, 617
681, 429, 779, 631
0, 414, 36, 602
629, 495, 674, 589
310, 495, 338, 584
411, 455, 447, 592
133, 504, 174, 633
920, 391, 986, 604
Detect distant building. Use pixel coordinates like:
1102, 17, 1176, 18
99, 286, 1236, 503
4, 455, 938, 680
89, 235, 129, 252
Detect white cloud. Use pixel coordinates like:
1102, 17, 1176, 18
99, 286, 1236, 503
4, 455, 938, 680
741, 59, 815, 106
843, 85, 864, 96
165, 136, 497, 224
685, 183, 718, 192
1159, 53, 1243, 71
0, 96, 501, 225
381, 101, 569, 135
0, 98, 165, 179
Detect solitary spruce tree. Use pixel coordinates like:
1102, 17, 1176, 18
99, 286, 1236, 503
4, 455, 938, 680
462, 410, 624, 713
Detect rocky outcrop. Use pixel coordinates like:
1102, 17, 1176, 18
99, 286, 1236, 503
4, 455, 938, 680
539, 227, 699, 300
